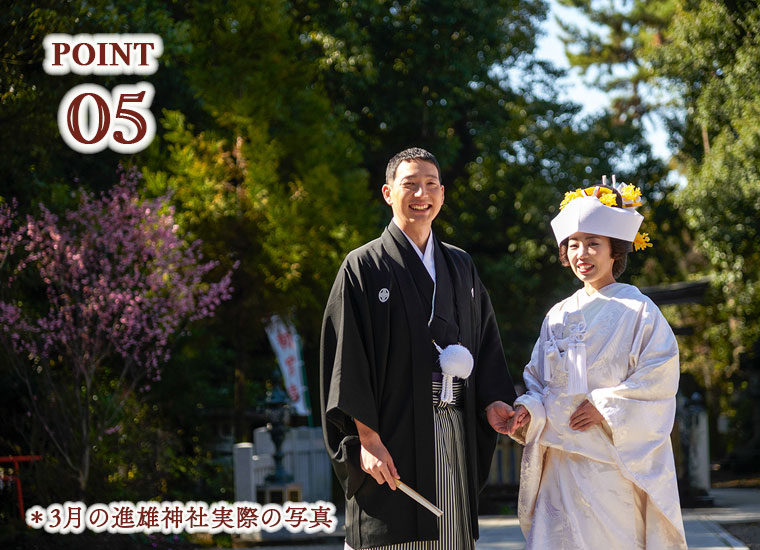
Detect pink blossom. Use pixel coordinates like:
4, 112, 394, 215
0, 166, 234, 382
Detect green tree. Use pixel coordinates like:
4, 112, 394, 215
292, 0, 547, 181
556, 0, 676, 123
140, 0, 377, 440
649, 0, 760, 457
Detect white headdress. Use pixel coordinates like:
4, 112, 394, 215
550, 176, 652, 251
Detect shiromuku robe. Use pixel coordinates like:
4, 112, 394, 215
320, 222, 515, 549
512, 282, 687, 549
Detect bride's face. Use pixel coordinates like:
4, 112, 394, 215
566, 232, 615, 286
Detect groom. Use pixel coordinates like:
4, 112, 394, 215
320, 147, 516, 548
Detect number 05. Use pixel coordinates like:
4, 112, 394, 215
58, 82, 156, 154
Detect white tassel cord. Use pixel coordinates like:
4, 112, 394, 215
566, 342, 588, 395
543, 341, 558, 383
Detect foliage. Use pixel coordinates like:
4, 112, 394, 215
649, 1, 760, 454
292, 0, 548, 182
0, 168, 233, 494
652, 0, 760, 350
556, 0, 677, 123
139, 0, 379, 438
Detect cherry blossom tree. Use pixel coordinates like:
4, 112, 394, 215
0, 167, 234, 494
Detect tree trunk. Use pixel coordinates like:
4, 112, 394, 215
78, 445, 89, 499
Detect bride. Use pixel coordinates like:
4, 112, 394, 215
505, 181, 687, 549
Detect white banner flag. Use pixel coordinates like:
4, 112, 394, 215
264, 315, 311, 416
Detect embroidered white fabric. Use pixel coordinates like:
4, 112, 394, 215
511, 283, 687, 549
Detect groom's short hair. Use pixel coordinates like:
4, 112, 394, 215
385, 147, 441, 185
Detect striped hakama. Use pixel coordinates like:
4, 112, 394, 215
346, 379, 474, 550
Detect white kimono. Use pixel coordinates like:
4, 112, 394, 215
511, 283, 687, 549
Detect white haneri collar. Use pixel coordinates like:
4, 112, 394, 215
392, 218, 436, 283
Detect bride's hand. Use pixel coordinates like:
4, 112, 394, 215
569, 400, 603, 431
505, 405, 531, 434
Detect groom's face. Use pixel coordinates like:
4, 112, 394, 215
382, 160, 444, 230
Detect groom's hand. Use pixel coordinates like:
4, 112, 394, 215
485, 400, 515, 434
355, 419, 399, 489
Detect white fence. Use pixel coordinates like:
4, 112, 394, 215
234, 426, 332, 503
